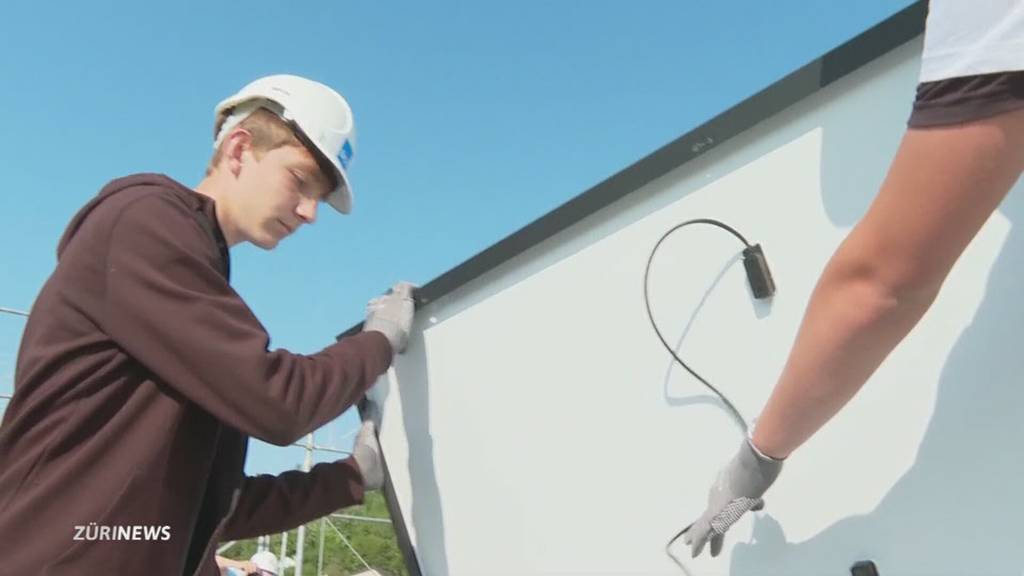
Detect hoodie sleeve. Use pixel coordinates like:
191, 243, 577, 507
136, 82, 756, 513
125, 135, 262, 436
101, 191, 392, 445
220, 458, 365, 540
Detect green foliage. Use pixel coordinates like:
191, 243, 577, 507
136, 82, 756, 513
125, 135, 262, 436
220, 491, 409, 576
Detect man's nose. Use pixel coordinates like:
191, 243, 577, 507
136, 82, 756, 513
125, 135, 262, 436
296, 195, 318, 224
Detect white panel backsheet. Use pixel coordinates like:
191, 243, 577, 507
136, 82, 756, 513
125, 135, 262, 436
368, 39, 1024, 575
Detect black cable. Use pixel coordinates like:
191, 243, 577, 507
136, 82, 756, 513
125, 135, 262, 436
643, 218, 772, 433
665, 521, 695, 572
645, 218, 776, 570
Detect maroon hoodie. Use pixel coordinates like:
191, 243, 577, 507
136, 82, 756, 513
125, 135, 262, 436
0, 174, 392, 575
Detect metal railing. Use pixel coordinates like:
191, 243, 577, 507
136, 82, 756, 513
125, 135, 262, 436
0, 307, 29, 318
1, 306, 27, 407
221, 429, 392, 575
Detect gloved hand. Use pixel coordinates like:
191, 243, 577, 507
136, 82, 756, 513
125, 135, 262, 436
684, 437, 783, 558
364, 281, 416, 354
352, 419, 383, 491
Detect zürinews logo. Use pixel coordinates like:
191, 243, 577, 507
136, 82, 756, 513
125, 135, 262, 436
74, 523, 171, 542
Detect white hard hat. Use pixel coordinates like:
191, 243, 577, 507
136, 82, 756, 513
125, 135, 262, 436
214, 74, 357, 214
249, 550, 279, 575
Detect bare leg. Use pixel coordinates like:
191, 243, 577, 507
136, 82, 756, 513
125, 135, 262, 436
752, 108, 1024, 459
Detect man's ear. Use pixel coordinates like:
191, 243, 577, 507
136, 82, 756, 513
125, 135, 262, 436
222, 128, 253, 178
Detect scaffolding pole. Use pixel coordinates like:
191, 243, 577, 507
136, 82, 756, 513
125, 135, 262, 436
294, 433, 314, 575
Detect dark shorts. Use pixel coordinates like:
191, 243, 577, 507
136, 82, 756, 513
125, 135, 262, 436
908, 71, 1024, 128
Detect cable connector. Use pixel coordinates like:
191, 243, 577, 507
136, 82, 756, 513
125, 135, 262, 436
742, 244, 775, 299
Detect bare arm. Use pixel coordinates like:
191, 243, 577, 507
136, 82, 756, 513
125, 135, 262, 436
752, 109, 1024, 458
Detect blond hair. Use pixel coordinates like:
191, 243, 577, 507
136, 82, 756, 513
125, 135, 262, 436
206, 108, 303, 175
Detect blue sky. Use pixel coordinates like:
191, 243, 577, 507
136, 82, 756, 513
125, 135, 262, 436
0, 0, 916, 475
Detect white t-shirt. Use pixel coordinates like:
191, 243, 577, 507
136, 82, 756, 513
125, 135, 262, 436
920, 0, 1024, 82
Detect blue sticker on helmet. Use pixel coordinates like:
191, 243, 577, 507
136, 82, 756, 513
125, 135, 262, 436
338, 140, 353, 170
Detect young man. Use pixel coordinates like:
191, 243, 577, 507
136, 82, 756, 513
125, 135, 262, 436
685, 2, 1024, 558
0, 74, 412, 574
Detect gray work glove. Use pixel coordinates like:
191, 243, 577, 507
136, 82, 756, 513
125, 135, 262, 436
363, 281, 416, 354
352, 420, 383, 491
684, 438, 783, 558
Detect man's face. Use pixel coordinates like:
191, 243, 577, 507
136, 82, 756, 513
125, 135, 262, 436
232, 143, 332, 249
